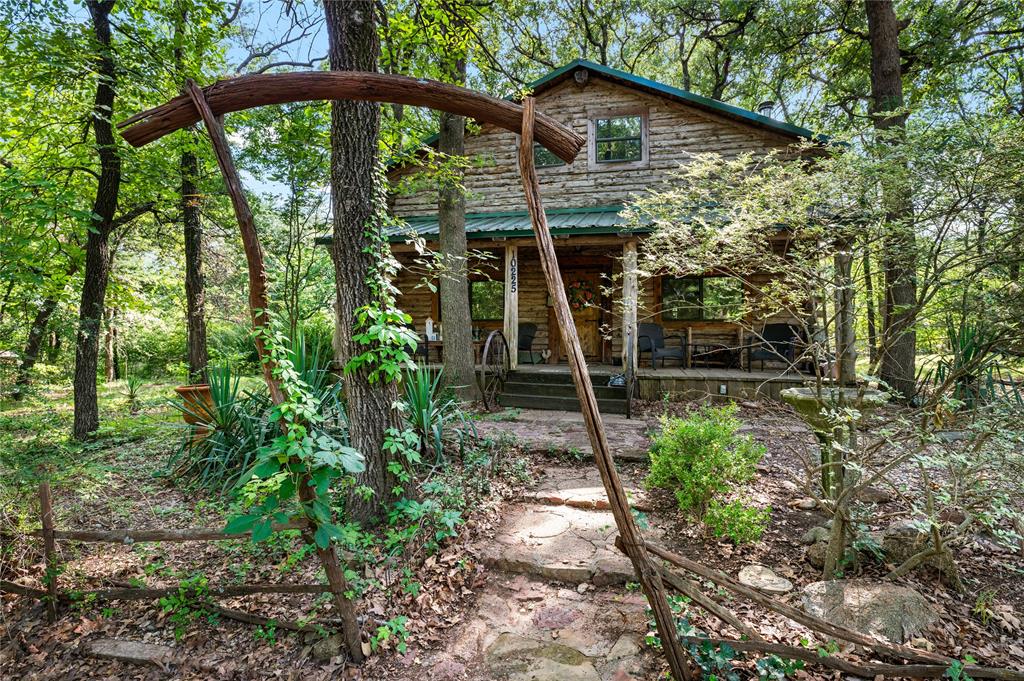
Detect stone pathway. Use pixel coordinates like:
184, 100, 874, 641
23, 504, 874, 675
475, 409, 654, 461
419, 466, 660, 680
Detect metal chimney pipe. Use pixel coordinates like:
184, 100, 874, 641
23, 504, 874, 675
757, 100, 775, 117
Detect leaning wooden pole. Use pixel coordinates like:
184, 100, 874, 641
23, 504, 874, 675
184, 80, 363, 664
517, 97, 693, 681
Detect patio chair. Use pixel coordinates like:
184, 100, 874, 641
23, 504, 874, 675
638, 323, 686, 369
403, 323, 430, 363
518, 323, 543, 364
746, 323, 801, 372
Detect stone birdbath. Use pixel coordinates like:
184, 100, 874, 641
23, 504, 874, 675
781, 386, 888, 496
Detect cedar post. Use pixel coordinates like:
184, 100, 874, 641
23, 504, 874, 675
504, 244, 519, 369
621, 240, 638, 373
517, 97, 694, 680
39, 482, 58, 623
184, 80, 363, 664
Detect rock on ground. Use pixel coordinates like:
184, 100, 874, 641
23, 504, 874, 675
737, 564, 793, 594
801, 580, 937, 643
84, 638, 175, 667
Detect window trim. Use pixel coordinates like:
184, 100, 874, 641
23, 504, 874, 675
587, 107, 649, 171
660, 275, 744, 322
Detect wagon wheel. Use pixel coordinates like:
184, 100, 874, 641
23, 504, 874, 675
478, 330, 511, 410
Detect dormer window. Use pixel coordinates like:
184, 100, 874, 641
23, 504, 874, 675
594, 114, 644, 162
533, 143, 564, 168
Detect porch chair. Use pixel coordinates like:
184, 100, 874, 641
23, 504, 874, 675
518, 323, 543, 364
746, 323, 802, 372
403, 323, 431, 363
638, 323, 687, 369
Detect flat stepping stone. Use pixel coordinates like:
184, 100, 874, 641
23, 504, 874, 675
474, 410, 652, 461
85, 638, 174, 667
485, 633, 600, 681
482, 504, 660, 585
525, 486, 653, 512
737, 564, 793, 594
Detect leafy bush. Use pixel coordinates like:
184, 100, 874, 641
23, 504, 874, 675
646, 404, 765, 516
704, 499, 771, 544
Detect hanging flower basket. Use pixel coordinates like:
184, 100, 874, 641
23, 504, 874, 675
566, 279, 596, 311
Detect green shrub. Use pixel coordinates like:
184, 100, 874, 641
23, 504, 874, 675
646, 404, 766, 516
704, 499, 771, 544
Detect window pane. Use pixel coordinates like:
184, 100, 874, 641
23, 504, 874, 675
596, 138, 642, 162
703, 278, 744, 320
661, 278, 701, 320
470, 280, 504, 320
533, 143, 563, 168
596, 116, 642, 140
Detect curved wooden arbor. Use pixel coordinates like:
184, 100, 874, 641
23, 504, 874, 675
118, 75, 692, 680
118, 71, 583, 162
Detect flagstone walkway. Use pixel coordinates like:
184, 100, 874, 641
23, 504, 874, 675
419, 466, 661, 680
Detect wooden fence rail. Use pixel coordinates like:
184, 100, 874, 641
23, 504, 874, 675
2, 483, 337, 633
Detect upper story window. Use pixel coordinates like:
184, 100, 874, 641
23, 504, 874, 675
594, 114, 644, 163
533, 143, 564, 168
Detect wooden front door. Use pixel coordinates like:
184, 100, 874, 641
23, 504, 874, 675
563, 270, 602, 359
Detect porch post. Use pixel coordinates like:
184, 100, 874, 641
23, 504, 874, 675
504, 244, 519, 369
621, 240, 638, 372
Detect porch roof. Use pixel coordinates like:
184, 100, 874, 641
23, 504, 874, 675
315, 205, 652, 245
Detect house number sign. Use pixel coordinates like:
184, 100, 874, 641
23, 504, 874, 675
509, 255, 518, 293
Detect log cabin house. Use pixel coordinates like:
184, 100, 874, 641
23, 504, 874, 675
332, 60, 821, 408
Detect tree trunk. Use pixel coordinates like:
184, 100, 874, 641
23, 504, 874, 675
103, 307, 116, 382
12, 298, 59, 399
834, 237, 856, 386
437, 57, 477, 400
862, 240, 878, 367
323, 0, 400, 523
182, 147, 209, 384
74, 0, 120, 439
866, 0, 917, 401
175, 7, 208, 386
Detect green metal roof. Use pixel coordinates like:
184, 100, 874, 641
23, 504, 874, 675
393, 59, 820, 160
533, 60, 820, 141
314, 205, 648, 245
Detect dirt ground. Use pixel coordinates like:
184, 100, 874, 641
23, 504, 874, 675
2, 396, 1022, 679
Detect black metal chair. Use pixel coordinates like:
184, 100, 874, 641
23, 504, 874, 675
518, 322, 543, 364
638, 323, 686, 369
404, 324, 430, 363
746, 323, 801, 371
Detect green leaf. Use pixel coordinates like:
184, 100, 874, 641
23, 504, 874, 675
251, 519, 273, 543
224, 514, 260, 535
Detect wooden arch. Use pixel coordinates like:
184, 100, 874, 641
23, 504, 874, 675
120, 74, 692, 680
118, 71, 583, 162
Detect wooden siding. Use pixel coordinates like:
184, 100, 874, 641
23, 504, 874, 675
389, 75, 798, 217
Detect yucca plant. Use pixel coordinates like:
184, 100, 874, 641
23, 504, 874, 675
170, 364, 272, 494
123, 375, 144, 415
401, 364, 475, 463
927, 318, 1003, 409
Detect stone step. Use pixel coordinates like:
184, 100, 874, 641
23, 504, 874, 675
498, 392, 627, 415
479, 504, 663, 586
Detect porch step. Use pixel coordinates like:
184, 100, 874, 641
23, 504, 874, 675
498, 392, 627, 415
501, 379, 625, 399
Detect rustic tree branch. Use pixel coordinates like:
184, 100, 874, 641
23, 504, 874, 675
118, 72, 584, 164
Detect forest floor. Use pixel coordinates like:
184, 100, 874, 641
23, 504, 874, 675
1, 382, 1022, 679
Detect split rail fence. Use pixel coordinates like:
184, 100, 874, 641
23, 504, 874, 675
1, 483, 338, 634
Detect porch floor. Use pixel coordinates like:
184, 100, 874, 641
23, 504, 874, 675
509, 362, 805, 383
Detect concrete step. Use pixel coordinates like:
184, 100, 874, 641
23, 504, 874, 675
498, 392, 627, 415
502, 380, 625, 399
